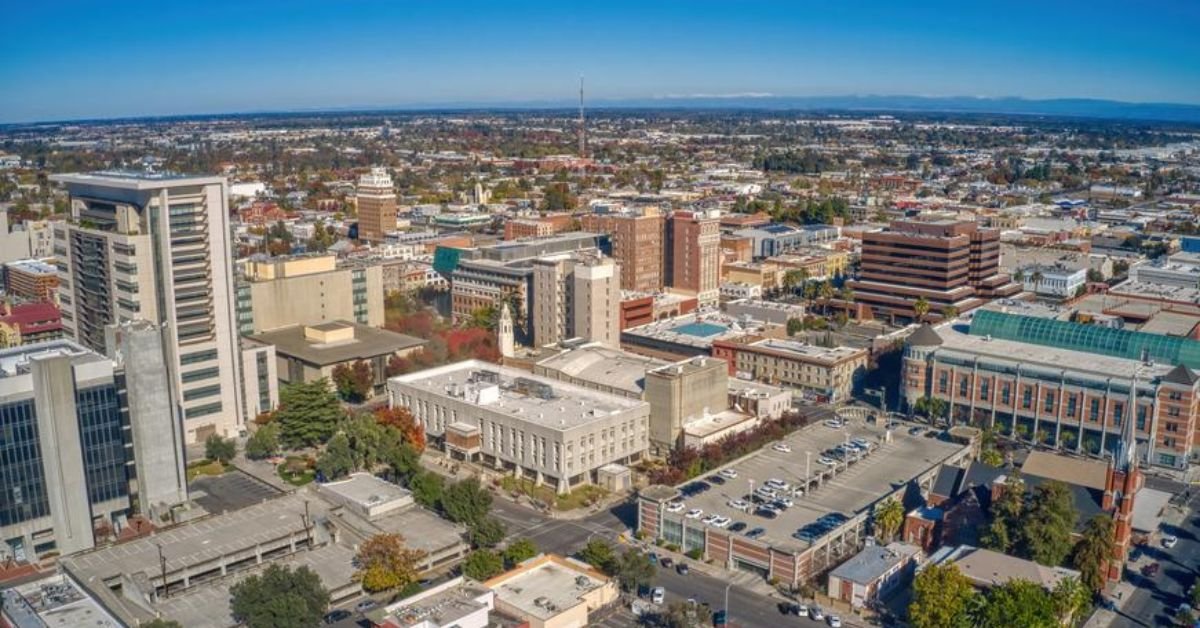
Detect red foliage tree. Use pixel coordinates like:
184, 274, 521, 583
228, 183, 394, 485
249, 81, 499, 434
375, 406, 426, 452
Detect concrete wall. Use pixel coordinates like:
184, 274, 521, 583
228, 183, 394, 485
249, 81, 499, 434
248, 265, 383, 333
644, 358, 729, 448
32, 354, 96, 556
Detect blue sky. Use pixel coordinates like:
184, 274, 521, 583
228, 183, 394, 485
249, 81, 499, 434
2, 0, 1198, 123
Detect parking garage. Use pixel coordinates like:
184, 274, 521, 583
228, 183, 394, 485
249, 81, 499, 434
638, 420, 973, 586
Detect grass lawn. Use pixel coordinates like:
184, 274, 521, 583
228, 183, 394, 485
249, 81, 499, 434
277, 456, 316, 486
499, 476, 608, 511
186, 459, 227, 482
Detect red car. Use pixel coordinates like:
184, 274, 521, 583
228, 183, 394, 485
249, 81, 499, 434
1141, 562, 1160, 577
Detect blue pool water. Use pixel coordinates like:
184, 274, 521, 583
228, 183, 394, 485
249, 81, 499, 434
672, 322, 728, 337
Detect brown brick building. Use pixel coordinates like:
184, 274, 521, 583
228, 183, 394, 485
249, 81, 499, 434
580, 207, 665, 293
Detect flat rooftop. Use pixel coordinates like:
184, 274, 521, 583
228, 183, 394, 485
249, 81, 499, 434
937, 322, 1174, 381
51, 171, 225, 189
391, 360, 648, 431
664, 420, 966, 552
745, 338, 867, 363
485, 555, 609, 620
535, 343, 666, 397
1, 574, 121, 628
623, 311, 766, 350
320, 472, 412, 506
250, 321, 424, 366
383, 578, 492, 628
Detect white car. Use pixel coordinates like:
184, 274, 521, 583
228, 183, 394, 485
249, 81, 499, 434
765, 478, 791, 491
1163, 535, 1179, 549
809, 606, 824, 621
727, 499, 750, 511
772, 442, 792, 453
851, 437, 870, 447
754, 487, 777, 500
774, 497, 794, 508
824, 419, 844, 428
701, 514, 720, 525
818, 456, 837, 466
828, 615, 842, 627
665, 501, 685, 513
685, 508, 703, 519
795, 602, 809, 618
711, 516, 731, 528
719, 468, 739, 479
651, 587, 665, 605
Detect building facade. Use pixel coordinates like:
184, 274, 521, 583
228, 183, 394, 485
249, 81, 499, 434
3, 259, 60, 303
580, 207, 665, 292
52, 172, 244, 444
711, 337, 868, 403
666, 210, 721, 307
355, 167, 397, 243
902, 311, 1200, 469
237, 254, 383, 334
388, 361, 650, 494
532, 253, 620, 349
849, 219, 1019, 320
1017, 264, 1087, 298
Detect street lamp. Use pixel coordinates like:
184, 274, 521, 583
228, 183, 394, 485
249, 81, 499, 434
723, 582, 733, 626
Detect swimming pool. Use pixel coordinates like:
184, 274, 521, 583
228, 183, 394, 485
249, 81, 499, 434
671, 321, 728, 338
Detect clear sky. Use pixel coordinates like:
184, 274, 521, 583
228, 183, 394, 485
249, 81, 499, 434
2, 0, 1198, 123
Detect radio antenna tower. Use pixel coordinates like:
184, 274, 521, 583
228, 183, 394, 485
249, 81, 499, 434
578, 75, 587, 159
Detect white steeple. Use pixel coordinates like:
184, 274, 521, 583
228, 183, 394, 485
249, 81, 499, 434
498, 303, 515, 359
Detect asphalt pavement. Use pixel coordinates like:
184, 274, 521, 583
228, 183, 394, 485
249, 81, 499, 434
1120, 479, 1200, 627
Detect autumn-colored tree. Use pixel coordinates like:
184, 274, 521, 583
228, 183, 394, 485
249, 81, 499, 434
354, 533, 427, 593
332, 360, 373, 402
375, 406, 426, 452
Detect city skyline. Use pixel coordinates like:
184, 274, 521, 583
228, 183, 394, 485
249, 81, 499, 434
2, 0, 1199, 123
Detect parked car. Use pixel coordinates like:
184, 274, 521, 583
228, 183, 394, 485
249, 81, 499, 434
676, 562, 689, 575
354, 599, 378, 613
1141, 562, 1161, 577
824, 419, 844, 428
324, 609, 352, 624
660, 556, 673, 568
773, 497, 794, 509
809, 606, 825, 621
719, 468, 739, 479
701, 514, 720, 525
772, 442, 792, 453
795, 602, 809, 617
665, 501, 685, 513
908, 426, 925, 435
818, 456, 837, 466
648, 552, 659, 564
651, 587, 665, 605
685, 508, 704, 519
711, 516, 732, 528
728, 499, 750, 511
728, 521, 747, 533
828, 615, 843, 627
755, 506, 779, 519
765, 478, 791, 491
1163, 535, 1179, 549
706, 474, 726, 485
745, 527, 766, 539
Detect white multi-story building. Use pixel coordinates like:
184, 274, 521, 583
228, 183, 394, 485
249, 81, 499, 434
1016, 264, 1087, 297
52, 172, 245, 443
388, 361, 649, 494
532, 253, 620, 349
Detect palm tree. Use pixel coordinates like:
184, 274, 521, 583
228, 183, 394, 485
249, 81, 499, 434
1072, 514, 1116, 593
818, 281, 835, 314
1052, 576, 1092, 626
941, 305, 959, 320
1013, 268, 1026, 283
913, 296, 931, 322
794, 268, 810, 297
874, 498, 906, 542
1030, 269, 1045, 293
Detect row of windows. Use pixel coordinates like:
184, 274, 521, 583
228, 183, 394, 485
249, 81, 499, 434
181, 349, 218, 365
185, 402, 223, 419
183, 385, 222, 402
181, 367, 220, 384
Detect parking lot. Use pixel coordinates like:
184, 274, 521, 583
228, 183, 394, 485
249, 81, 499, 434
189, 469, 283, 514
665, 419, 968, 551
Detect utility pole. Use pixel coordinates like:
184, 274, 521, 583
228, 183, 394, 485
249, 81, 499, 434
157, 543, 168, 600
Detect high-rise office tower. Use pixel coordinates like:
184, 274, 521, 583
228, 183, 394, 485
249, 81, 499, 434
666, 210, 721, 307
848, 218, 1020, 320
580, 207, 665, 292
532, 253, 620, 348
0, 341, 128, 560
356, 168, 397, 243
51, 172, 244, 444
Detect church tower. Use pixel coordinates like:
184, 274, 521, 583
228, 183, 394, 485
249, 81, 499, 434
498, 303, 515, 359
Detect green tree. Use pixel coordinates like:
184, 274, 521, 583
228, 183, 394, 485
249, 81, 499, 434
1051, 576, 1093, 626
408, 470, 445, 509
143, 620, 183, 628
614, 549, 656, 593
229, 564, 330, 628
978, 579, 1058, 628
1023, 480, 1075, 566
245, 423, 281, 460
578, 538, 616, 573
502, 538, 538, 567
462, 549, 504, 581
1071, 514, 1116, 593
909, 562, 976, 628
1030, 270, 1045, 293
941, 305, 959, 320
1177, 607, 1197, 628
1086, 268, 1104, 283
913, 296, 931, 322
316, 433, 355, 481
442, 477, 493, 527
205, 434, 237, 464
354, 533, 427, 593
331, 360, 374, 403
469, 516, 507, 549
981, 472, 1025, 553
874, 498, 905, 542
786, 317, 804, 336
276, 379, 343, 448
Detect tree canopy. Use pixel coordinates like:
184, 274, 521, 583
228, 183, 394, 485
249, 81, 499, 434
442, 477, 493, 527
229, 564, 329, 628
614, 549, 656, 593
276, 379, 343, 448
909, 563, 976, 628
354, 533, 427, 593
245, 422, 281, 460
578, 538, 616, 574
462, 549, 504, 581
204, 434, 237, 464
331, 360, 373, 403
502, 538, 538, 567
1071, 514, 1116, 593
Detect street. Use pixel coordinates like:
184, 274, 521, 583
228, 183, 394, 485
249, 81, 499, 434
1120, 477, 1200, 627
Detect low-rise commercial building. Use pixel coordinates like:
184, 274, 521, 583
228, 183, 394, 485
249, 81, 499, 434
389, 361, 650, 493
712, 336, 868, 403
251, 321, 425, 394
483, 554, 618, 628
3, 259, 60, 303
826, 542, 920, 609
1016, 264, 1087, 298
372, 576, 494, 628
0, 300, 63, 347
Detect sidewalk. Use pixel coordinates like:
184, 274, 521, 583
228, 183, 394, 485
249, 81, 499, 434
230, 452, 296, 493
